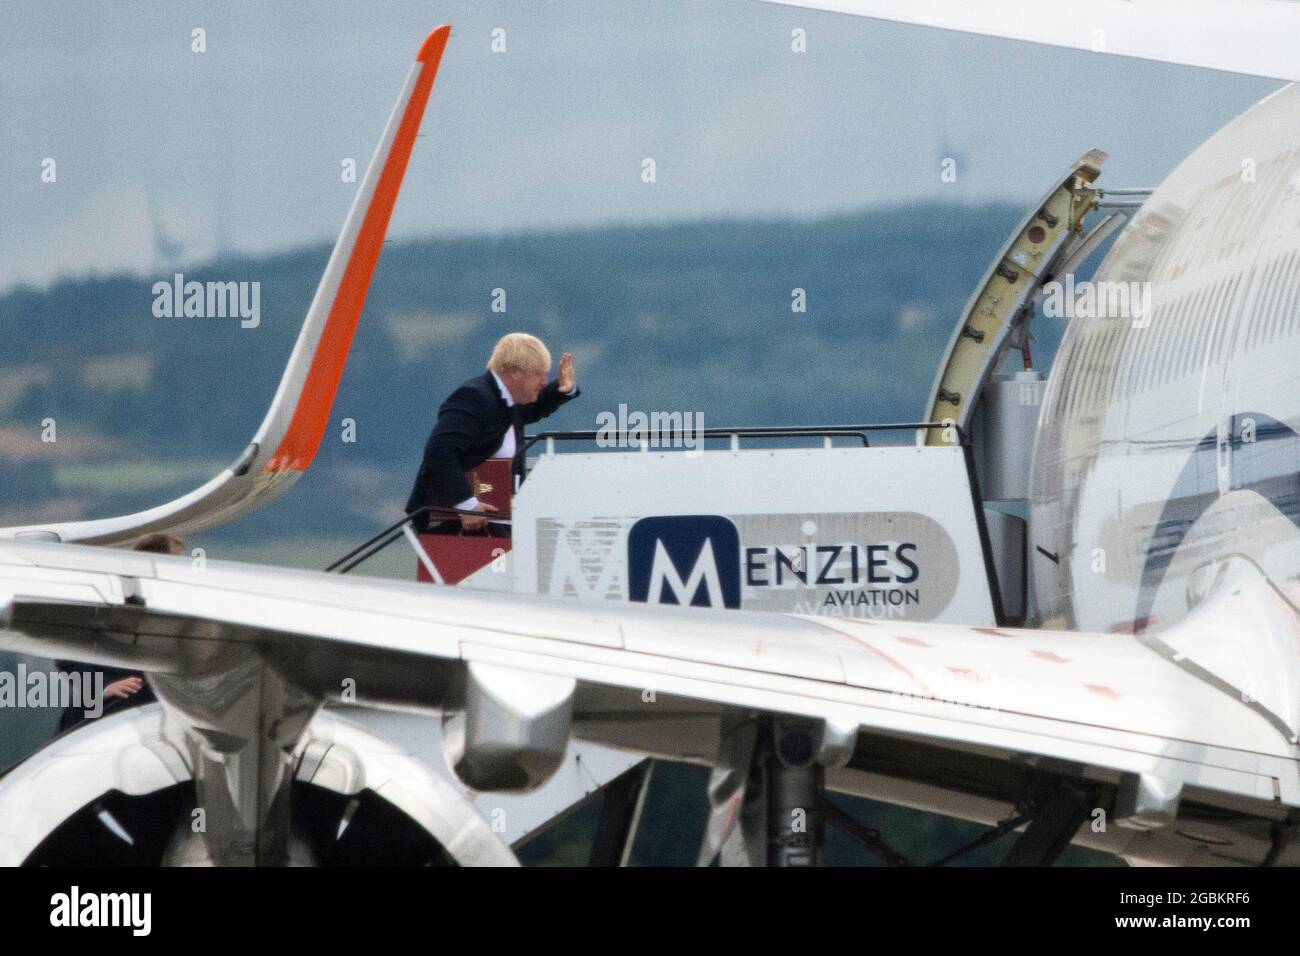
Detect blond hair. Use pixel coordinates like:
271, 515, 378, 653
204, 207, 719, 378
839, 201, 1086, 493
487, 333, 551, 374
133, 533, 185, 555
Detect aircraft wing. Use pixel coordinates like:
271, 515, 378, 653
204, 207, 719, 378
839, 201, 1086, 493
3, 538, 1297, 852
757, 0, 1300, 84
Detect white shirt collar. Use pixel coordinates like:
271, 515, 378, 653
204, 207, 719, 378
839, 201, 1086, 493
490, 370, 515, 407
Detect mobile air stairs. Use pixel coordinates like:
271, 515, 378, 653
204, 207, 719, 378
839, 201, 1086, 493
328, 150, 1136, 863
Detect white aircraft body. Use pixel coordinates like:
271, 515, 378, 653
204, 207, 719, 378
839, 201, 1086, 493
3, 5, 1300, 866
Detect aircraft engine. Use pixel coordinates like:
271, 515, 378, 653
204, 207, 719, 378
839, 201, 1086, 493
0, 705, 518, 866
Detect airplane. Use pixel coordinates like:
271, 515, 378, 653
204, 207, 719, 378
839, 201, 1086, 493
3, 2, 1300, 866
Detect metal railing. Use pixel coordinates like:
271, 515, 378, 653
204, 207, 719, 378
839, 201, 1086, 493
324, 504, 511, 574
326, 421, 966, 575
1095, 186, 1154, 210
522, 421, 966, 455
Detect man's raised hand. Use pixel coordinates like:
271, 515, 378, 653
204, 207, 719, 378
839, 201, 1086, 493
558, 352, 576, 393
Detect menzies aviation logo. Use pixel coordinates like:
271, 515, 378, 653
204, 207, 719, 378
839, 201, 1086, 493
628, 516, 741, 608
537, 511, 961, 620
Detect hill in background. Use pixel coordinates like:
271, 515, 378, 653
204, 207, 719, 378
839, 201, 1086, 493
0, 202, 1068, 551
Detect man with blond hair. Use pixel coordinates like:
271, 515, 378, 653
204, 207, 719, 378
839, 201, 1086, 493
405, 333, 579, 534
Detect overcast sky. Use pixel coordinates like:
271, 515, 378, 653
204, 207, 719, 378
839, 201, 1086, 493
0, 0, 1282, 292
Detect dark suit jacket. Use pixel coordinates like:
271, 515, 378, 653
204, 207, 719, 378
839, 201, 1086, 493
405, 371, 580, 530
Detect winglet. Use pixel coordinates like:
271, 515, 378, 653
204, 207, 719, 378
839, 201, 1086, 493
259, 23, 452, 473
0, 27, 452, 545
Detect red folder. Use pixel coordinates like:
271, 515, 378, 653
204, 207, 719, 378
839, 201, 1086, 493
465, 458, 512, 519
415, 458, 513, 585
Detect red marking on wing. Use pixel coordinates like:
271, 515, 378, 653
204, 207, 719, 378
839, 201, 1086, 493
809, 620, 936, 697
896, 636, 934, 648
1085, 684, 1122, 700
974, 627, 1017, 638
1031, 649, 1071, 663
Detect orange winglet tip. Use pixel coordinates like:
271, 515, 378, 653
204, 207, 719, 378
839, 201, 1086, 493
418, 25, 451, 63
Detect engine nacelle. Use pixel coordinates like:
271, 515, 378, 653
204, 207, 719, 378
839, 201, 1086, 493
0, 704, 517, 866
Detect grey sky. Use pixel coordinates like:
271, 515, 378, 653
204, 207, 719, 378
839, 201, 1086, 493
0, 0, 1282, 292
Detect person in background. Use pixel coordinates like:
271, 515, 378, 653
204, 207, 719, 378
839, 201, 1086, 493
405, 332, 579, 535
53, 533, 184, 735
